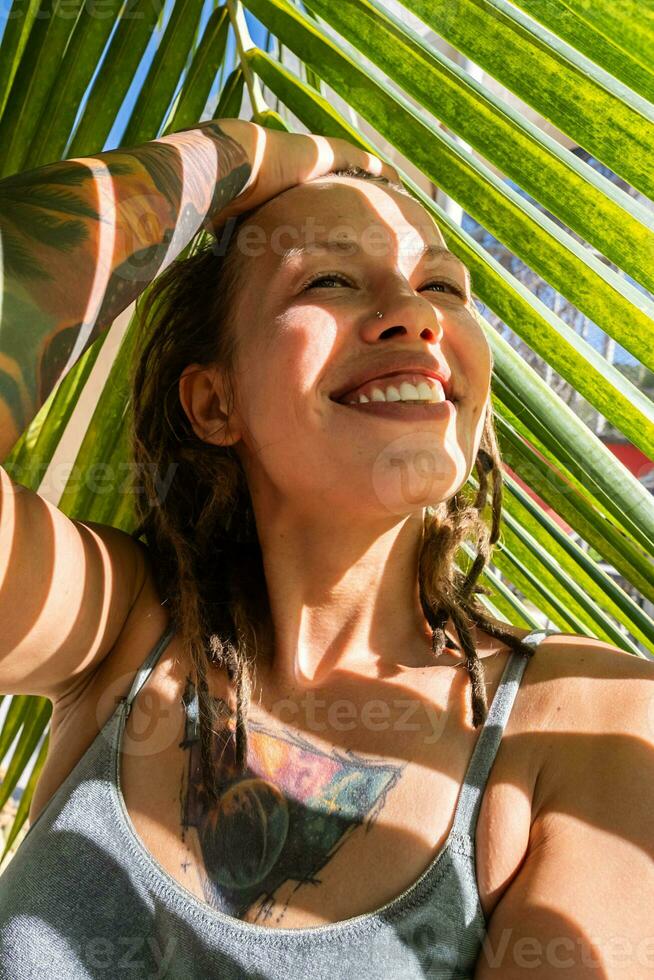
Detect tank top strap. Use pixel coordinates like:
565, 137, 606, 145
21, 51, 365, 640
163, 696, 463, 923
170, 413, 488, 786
123, 622, 177, 717
450, 627, 561, 838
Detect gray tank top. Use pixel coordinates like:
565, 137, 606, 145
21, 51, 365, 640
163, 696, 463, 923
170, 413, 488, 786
0, 627, 556, 978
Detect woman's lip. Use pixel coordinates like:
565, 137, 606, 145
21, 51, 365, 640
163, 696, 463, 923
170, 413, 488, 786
331, 399, 456, 421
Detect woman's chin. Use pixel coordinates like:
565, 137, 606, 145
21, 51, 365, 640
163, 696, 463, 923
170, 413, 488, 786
366, 443, 467, 516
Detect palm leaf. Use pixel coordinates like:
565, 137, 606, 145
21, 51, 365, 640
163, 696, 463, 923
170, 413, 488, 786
401, 0, 654, 200
511, 0, 654, 103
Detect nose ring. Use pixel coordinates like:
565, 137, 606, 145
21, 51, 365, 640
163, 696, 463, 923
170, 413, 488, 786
376, 311, 384, 319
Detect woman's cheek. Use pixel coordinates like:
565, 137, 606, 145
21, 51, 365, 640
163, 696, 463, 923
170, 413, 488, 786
457, 315, 492, 390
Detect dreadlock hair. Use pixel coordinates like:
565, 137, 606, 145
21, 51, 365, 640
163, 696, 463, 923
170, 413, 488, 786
129, 165, 538, 808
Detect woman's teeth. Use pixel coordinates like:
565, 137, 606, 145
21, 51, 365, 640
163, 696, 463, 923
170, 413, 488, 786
346, 380, 446, 405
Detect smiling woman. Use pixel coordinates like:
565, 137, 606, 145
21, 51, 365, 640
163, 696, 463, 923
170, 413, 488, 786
1, 122, 652, 980
132, 165, 529, 778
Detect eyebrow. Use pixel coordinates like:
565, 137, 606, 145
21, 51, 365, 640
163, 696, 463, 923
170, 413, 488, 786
281, 239, 468, 273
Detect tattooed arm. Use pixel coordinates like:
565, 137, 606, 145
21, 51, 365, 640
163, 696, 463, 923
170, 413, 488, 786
0, 120, 252, 462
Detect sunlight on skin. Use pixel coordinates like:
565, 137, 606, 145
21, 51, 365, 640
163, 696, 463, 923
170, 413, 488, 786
0, 486, 114, 668
179, 177, 492, 694
0, 123, 248, 462
64, 129, 227, 376
58, 159, 117, 376
0, 466, 15, 595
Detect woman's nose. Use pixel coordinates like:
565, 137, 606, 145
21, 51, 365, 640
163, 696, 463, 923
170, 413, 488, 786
366, 289, 444, 343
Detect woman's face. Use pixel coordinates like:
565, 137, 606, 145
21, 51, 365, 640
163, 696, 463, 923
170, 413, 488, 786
215, 177, 492, 522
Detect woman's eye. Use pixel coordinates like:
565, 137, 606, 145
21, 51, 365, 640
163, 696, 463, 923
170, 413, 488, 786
303, 273, 351, 289
422, 280, 466, 298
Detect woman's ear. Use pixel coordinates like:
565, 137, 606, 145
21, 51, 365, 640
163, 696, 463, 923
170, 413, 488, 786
178, 363, 241, 447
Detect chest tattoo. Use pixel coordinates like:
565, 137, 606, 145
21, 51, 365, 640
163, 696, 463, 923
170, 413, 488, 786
178, 676, 405, 924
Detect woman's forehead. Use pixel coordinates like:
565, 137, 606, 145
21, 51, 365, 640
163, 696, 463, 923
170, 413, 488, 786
259, 177, 441, 234
239, 178, 447, 275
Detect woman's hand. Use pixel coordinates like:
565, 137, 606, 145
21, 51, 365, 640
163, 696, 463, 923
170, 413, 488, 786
208, 118, 401, 226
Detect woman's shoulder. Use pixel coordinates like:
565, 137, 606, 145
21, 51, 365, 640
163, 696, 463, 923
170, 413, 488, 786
474, 622, 654, 783
479, 617, 653, 687
518, 629, 654, 709
506, 626, 654, 733
519, 630, 654, 815
477, 632, 654, 975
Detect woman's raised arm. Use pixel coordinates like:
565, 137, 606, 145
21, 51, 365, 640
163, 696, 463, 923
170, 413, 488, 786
0, 120, 253, 461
